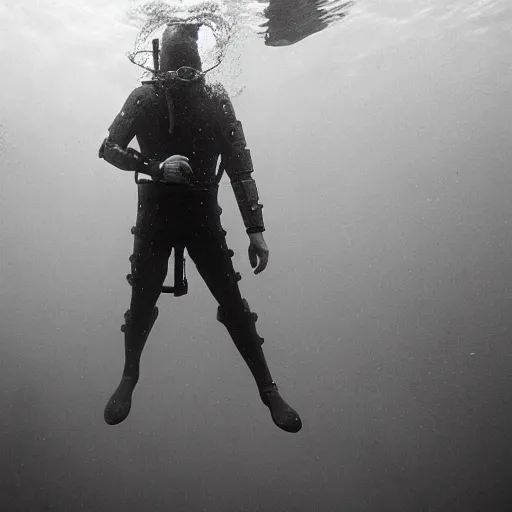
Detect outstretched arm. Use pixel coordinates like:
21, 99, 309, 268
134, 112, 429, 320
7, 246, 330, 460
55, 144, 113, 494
217, 87, 268, 273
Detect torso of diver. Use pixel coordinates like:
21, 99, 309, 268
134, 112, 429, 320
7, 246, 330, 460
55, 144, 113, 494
107, 82, 226, 184
101, 80, 265, 233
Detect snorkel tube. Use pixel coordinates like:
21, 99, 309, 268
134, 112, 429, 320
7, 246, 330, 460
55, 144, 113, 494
152, 37, 160, 75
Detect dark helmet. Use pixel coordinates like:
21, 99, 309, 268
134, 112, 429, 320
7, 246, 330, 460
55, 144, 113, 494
160, 23, 202, 72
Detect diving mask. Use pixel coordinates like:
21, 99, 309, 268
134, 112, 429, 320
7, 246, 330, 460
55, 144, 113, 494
164, 66, 205, 84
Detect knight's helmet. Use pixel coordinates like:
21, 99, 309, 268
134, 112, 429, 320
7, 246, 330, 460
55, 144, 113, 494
160, 23, 203, 72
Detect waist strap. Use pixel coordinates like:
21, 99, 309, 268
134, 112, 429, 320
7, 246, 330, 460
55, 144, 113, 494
134, 160, 225, 187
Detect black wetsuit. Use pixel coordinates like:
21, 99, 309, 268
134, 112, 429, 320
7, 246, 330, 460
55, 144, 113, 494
103, 81, 261, 346
99, 56, 301, 433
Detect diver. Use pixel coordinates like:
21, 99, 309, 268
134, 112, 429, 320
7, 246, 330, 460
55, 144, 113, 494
98, 22, 302, 433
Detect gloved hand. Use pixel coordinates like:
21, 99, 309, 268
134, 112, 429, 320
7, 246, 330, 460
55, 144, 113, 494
157, 155, 194, 184
248, 232, 269, 274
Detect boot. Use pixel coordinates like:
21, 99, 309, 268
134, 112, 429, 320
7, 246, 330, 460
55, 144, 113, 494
260, 381, 302, 434
217, 300, 302, 433
104, 306, 159, 425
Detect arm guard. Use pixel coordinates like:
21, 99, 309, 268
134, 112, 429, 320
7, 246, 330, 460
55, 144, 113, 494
98, 86, 162, 179
98, 138, 161, 178
218, 90, 264, 234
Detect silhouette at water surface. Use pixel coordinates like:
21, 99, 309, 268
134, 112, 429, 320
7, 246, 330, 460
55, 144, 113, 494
261, 0, 353, 46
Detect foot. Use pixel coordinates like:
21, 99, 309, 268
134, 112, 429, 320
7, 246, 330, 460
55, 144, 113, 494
104, 376, 138, 426
260, 383, 302, 433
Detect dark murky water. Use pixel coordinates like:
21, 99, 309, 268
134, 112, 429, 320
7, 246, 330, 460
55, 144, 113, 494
1, 1, 511, 511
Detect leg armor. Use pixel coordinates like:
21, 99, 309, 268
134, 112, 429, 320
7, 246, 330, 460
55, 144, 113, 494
216, 299, 302, 433
217, 298, 264, 346
104, 186, 172, 426
186, 206, 302, 432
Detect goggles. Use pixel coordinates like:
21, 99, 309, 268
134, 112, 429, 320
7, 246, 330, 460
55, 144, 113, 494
164, 66, 205, 83
133, 23, 222, 84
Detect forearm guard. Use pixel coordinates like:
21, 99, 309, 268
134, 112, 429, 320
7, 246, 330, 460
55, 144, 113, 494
224, 149, 264, 233
98, 138, 161, 178
220, 102, 264, 233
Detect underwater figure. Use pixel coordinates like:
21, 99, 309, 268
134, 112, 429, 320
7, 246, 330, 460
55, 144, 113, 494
98, 23, 302, 433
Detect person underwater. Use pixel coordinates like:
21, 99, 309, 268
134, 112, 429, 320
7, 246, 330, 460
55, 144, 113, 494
98, 22, 302, 433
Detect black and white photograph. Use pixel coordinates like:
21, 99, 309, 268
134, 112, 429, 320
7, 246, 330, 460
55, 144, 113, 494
0, 1, 510, 510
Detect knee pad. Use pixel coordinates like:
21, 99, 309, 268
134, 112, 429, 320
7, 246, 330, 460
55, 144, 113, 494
216, 299, 264, 345
216, 298, 252, 324
121, 306, 159, 334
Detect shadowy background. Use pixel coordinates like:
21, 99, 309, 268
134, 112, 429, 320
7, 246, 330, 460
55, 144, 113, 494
1, 1, 511, 511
